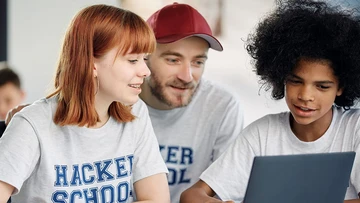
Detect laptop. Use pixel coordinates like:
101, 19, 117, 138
243, 152, 356, 203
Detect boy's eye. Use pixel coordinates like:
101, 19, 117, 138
318, 85, 330, 89
128, 59, 138, 63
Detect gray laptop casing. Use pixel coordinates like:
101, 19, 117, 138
243, 152, 355, 203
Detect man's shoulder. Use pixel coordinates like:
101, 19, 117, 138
199, 78, 239, 99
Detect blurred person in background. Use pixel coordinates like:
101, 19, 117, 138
0, 67, 25, 122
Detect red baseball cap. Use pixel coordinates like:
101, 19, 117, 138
147, 2, 223, 51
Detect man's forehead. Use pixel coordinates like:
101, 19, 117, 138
158, 50, 208, 59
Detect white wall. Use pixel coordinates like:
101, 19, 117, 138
8, 0, 288, 127
202, 0, 288, 126
8, 0, 119, 101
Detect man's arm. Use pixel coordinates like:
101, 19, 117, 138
180, 180, 234, 203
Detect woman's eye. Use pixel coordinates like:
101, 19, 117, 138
128, 60, 138, 64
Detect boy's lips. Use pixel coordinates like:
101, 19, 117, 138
293, 104, 316, 117
296, 105, 315, 111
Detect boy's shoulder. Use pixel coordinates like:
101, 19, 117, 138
335, 106, 360, 116
246, 111, 290, 130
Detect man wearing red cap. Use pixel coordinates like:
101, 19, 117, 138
139, 2, 244, 202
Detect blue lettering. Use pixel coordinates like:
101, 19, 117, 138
70, 165, 82, 186
160, 145, 194, 165
52, 190, 68, 203
117, 181, 129, 202
167, 146, 179, 164
100, 185, 115, 203
178, 168, 190, 183
54, 165, 69, 187
94, 160, 115, 182
82, 163, 95, 184
83, 188, 98, 202
53, 183, 132, 203
127, 155, 134, 175
167, 168, 177, 185
166, 167, 191, 185
180, 147, 193, 164
115, 157, 128, 178
69, 190, 82, 203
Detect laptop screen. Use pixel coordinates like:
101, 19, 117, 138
243, 152, 355, 203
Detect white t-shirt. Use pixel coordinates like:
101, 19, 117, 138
200, 106, 360, 202
0, 97, 168, 203
147, 78, 244, 202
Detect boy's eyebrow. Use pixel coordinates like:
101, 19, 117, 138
288, 74, 302, 80
315, 81, 335, 85
288, 74, 335, 84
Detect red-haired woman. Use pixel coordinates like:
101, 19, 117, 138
0, 4, 170, 203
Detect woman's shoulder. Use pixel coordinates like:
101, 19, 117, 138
17, 97, 56, 119
131, 99, 149, 118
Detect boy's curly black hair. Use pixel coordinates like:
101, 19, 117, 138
246, 0, 360, 109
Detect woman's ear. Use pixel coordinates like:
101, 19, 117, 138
93, 63, 98, 78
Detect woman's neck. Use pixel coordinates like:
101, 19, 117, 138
91, 97, 111, 129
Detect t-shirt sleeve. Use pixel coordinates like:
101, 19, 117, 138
131, 101, 168, 183
213, 98, 244, 160
351, 127, 360, 198
200, 124, 257, 202
0, 114, 40, 194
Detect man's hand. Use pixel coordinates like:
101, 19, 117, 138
5, 104, 29, 125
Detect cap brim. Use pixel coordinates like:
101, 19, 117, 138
156, 33, 223, 51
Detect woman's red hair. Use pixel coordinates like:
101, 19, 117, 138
47, 5, 156, 126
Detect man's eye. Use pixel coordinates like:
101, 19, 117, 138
193, 60, 205, 67
166, 58, 178, 63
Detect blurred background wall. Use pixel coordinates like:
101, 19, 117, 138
5, 0, 359, 126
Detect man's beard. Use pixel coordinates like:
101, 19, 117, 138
148, 72, 198, 108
